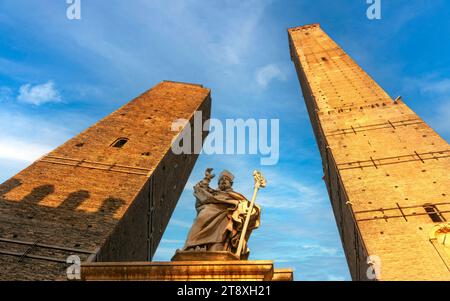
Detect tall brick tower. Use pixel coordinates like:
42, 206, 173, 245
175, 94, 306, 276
288, 24, 450, 280
0, 81, 211, 280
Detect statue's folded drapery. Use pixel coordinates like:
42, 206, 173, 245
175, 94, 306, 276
183, 177, 260, 258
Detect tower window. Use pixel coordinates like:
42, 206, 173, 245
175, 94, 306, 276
423, 204, 446, 223
111, 138, 129, 148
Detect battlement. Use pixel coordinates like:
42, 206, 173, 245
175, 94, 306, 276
288, 23, 321, 33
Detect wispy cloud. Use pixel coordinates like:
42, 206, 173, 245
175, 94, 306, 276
254, 168, 327, 210
420, 78, 450, 95
402, 75, 450, 136
13, 0, 273, 92
256, 64, 287, 88
0, 110, 72, 163
206, 0, 271, 66
301, 244, 339, 256
0, 137, 50, 162
17, 81, 61, 105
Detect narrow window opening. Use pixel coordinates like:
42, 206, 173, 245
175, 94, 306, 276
111, 138, 128, 148
423, 204, 446, 223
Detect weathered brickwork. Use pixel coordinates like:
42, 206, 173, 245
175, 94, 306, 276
289, 24, 450, 280
0, 81, 211, 280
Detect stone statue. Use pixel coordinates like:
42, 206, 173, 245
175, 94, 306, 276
181, 168, 262, 260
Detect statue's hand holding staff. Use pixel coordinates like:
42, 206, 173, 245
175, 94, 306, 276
235, 170, 266, 258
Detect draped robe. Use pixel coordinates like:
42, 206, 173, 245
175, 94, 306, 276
183, 178, 260, 258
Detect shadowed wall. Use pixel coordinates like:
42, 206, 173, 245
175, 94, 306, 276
0, 81, 211, 280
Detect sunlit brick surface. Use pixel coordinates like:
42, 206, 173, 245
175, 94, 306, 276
289, 24, 450, 280
0, 81, 211, 280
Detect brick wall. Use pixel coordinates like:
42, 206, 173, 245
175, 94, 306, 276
289, 24, 450, 280
0, 81, 211, 280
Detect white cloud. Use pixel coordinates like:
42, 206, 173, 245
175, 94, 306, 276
0, 137, 50, 163
17, 81, 61, 105
409, 77, 450, 136
13, 0, 272, 91
256, 64, 286, 88
0, 110, 72, 164
206, 1, 270, 66
420, 78, 450, 95
301, 244, 339, 256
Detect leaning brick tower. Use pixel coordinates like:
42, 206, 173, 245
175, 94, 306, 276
0, 81, 211, 280
288, 24, 450, 280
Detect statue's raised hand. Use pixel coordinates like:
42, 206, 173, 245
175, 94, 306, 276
205, 168, 215, 180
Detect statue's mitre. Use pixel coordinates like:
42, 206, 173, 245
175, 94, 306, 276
219, 170, 234, 181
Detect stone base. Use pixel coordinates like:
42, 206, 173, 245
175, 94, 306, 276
171, 250, 240, 261
81, 260, 293, 281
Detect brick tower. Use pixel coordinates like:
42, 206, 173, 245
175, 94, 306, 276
0, 81, 211, 280
288, 24, 450, 280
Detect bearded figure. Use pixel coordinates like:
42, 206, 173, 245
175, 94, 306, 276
181, 168, 261, 259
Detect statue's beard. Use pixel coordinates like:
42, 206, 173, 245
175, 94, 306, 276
219, 184, 231, 191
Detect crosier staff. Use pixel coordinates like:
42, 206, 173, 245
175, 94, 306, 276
235, 170, 266, 258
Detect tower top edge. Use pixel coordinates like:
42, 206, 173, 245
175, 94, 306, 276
288, 23, 321, 32
161, 80, 209, 90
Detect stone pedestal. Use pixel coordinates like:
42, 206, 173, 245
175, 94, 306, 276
171, 250, 240, 261
81, 260, 293, 281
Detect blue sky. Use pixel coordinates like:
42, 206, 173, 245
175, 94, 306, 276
1, 0, 449, 281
